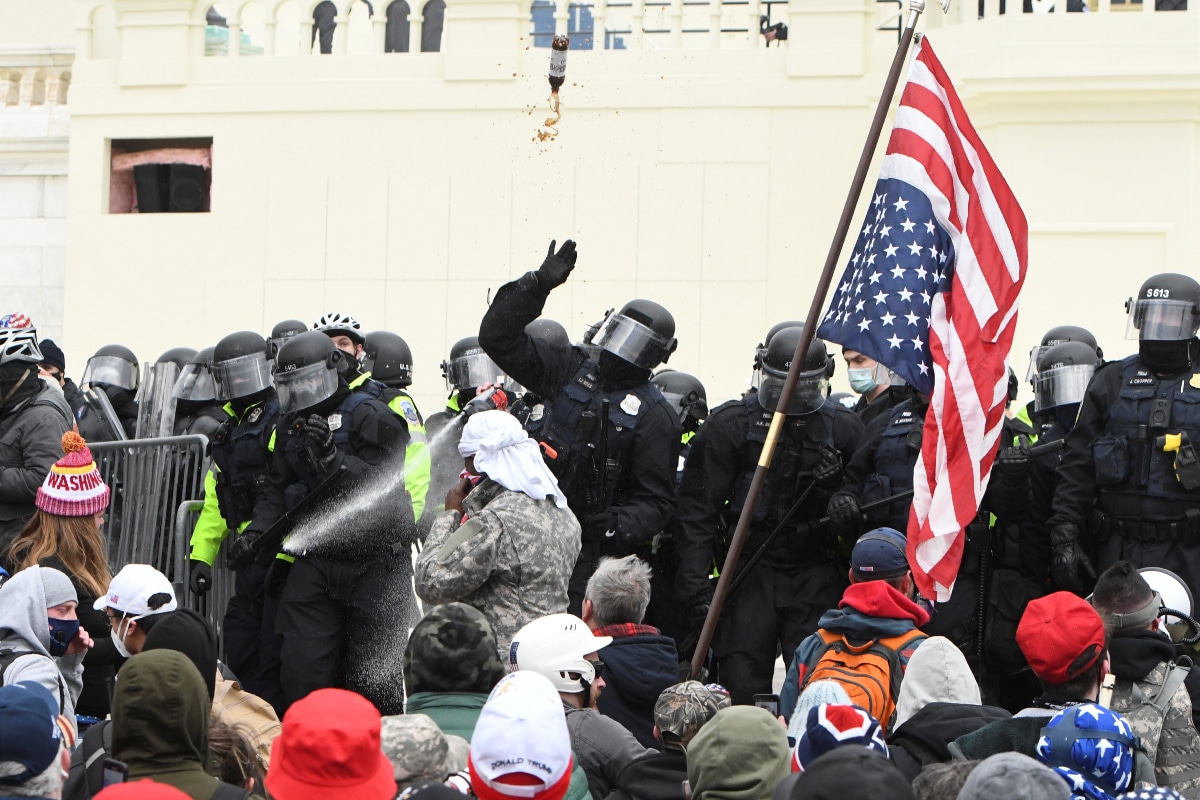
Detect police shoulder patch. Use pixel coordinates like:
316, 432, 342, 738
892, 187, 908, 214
399, 399, 420, 424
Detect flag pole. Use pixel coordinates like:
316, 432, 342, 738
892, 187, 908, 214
689, 0, 945, 681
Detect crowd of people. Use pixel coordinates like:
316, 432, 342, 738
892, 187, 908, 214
1, 241, 1200, 800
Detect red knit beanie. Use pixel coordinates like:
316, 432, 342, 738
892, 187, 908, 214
35, 432, 109, 517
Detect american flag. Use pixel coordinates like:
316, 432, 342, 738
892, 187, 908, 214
816, 37, 1027, 601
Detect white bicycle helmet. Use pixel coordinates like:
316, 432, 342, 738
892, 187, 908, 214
508, 613, 613, 693
312, 311, 365, 346
0, 313, 43, 364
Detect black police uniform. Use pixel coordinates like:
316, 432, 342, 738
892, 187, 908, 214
1050, 351, 1200, 591
853, 384, 905, 428
479, 278, 681, 612
207, 396, 285, 711
258, 386, 414, 715
674, 395, 864, 704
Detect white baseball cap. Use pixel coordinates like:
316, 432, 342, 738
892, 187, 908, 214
93, 564, 178, 616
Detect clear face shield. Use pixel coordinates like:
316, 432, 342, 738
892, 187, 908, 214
1126, 298, 1200, 341
442, 350, 512, 394
212, 352, 273, 402
275, 362, 339, 414
592, 314, 674, 370
171, 363, 217, 403
757, 367, 828, 416
81, 356, 138, 392
1033, 363, 1095, 412
659, 391, 707, 424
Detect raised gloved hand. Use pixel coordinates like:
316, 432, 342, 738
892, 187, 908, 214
296, 413, 337, 477
581, 510, 618, 544
1050, 522, 1097, 595
188, 560, 213, 596
225, 531, 261, 572
535, 239, 578, 290
995, 444, 1032, 479
812, 446, 845, 490
826, 492, 863, 538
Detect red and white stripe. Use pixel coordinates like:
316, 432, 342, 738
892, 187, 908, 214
884, 39, 1028, 601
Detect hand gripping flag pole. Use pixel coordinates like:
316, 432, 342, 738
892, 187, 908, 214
689, 0, 948, 681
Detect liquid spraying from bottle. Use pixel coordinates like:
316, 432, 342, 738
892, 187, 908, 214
537, 34, 570, 143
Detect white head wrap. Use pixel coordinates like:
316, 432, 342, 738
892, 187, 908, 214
458, 410, 568, 509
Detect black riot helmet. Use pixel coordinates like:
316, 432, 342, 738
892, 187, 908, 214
526, 319, 571, 350
651, 369, 708, 427
81, 344, 139, 391
1126, 273, 1200, 341
1026, 325, 1102, 383
212, 331, 273, 402
592, 299, 678, 370
172, 347, 217, 403
362, 331, 413, 388
274, 331, 343, 414
156, 347, 198, 370
441, 336, 513, 393
757, 327, 832, 416
269, 319, 308, 360
1033, 340, 1101, 412
753, 320, 804, 388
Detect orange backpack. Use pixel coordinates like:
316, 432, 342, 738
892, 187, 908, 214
801, 628, 927, 734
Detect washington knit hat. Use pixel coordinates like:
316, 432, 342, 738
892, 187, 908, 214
36, 432, 109, 517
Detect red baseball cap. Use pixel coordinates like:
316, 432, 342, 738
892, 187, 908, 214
1016, 591, 1106, 684
95, 780, 192, 800
266, 689, 396, 800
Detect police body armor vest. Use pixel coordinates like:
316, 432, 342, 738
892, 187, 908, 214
1097, 356, 1200, 520
211, 398, 279, 530
730, 395, 836, 563
281, 390, 374, 509
534, 358, 667, 513
861, 400, 924, 531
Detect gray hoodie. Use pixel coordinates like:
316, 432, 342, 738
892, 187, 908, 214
0, 564, 86, 721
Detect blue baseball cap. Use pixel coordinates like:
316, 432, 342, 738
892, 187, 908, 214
0, 681, 62, 785
850, 528, 909, 580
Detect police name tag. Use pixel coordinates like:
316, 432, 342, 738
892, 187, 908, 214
621, 394, 641, 415
327, 413, 343, 431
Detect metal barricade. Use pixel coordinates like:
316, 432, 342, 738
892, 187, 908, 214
174, 499, 236, 660
90, 435, 210, 594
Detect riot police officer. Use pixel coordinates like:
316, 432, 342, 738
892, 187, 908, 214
478, 239, 681, 612
171, 347, 227, 439
256, 331, 414, 714
75, 344, 139, 441
674, 327, 863, 703
650, 368, 708, 481
1050, 273, 1200, 596
512, 319, 571, 427
362, 330, 430, 521
186, 330, 285, 711
1021, 324, 1103, 431
269, 319, 307, 360
843, 349, 901, 426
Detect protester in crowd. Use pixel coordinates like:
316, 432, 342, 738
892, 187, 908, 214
785, 680, 851, 742
265, 688, 393, 800
416, 409, 580, 659
580, 555, 677, 748
111, 650, 260, 800
37, 340, 83, 412
95, 564, 178, 658
886, 636, 1009, 781
381, 714, 451, 792
1035, 704, 1138, 800
402, 603, 508, 740
93, 782, 194, 800
686, 706, 789, 800
509, 613, 648, 799
779, 527, 929, 732
5, 433, 116, 719
468, 671, 575, 800
0, 681, 71, 800
910, 760, 982, 800
0, 565, 92, 723
791, 704, 889, 773
952, 753, 1067, 800
951, 592, 1109, 761
205, 719, 263, 795
607, 682, 722, 800
786, 747, 913, 800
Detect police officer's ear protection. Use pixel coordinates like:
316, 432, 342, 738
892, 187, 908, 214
327, 349, 344, 371
825, 350, 836, 379
663, 337, 678, 363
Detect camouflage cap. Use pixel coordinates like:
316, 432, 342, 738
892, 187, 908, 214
403, 603, 507, 695
380, 713, 449, 785
443, 734, 469, 774
654, 681, 722, 752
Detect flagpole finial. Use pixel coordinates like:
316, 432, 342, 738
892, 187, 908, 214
909, 0, 925, 10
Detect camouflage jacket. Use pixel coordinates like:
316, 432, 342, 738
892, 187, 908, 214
1110, 660, 1200, 795
415, 477, 581, 659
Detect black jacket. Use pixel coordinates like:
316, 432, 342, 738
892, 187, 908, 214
1109, 627, 1200, 731
595, 629, 680, 748
606, 750, 687, 800
887, 701, 1010, 781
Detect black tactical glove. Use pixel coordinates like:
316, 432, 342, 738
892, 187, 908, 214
687, 600, 712, 634
812, 446, 845, 490
535, 239, 578, 290
188, 560, 213, 596
1049, 522, 1097, 596
225, 531, 261, 572
266, 558, 293, 599
827, 492, 863, 538
296, 413, 337, 477
995, 444, 1032, 479
581, 511, 618, 544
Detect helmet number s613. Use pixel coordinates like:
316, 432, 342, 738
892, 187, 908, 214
1147, 288, 1172, 299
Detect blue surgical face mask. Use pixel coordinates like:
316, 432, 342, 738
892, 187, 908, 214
847, 367, 877, 395
47, 617, 80, 657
